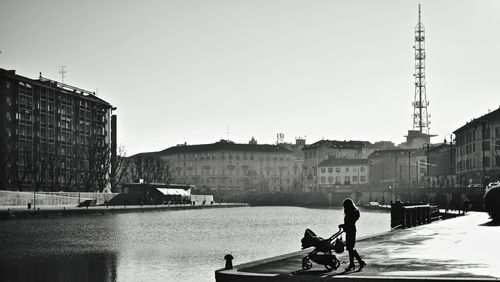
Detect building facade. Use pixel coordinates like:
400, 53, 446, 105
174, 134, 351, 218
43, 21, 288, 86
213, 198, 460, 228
454, 108, 500, 186
302, 140, 394, 191
0, 68, 116, 191
426, 142, 456, 188
368, 148, 426, 190
159, 139, 302, 200
317, 158, 369, 193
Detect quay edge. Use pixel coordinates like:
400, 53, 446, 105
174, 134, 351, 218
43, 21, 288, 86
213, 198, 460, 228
216, 212, 500, 282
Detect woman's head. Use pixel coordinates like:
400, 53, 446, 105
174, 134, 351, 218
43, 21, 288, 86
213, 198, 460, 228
343, 198, 356, 211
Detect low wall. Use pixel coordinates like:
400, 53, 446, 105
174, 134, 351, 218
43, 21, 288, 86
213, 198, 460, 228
37, 192, 118, 205
0, 190, 118, 207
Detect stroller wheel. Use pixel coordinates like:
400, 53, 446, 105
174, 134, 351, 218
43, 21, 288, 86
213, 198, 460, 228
334, 257, 340, 269
325, 257, 340, 271
302, 257, 312, 270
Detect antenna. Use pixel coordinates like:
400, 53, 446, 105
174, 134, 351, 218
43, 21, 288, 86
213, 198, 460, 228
59, 66, 67, 83
412, 4, 430, 134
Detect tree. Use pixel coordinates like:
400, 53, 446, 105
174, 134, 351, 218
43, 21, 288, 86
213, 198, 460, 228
109, 145, 128, 191
10, 146, 33, 191
126, 154, 174, 184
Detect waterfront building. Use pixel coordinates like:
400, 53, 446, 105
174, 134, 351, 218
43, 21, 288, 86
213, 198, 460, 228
0, 68, 116, 191
368, 148, 426, 191
426, 142, 456, 188
453, 107, 500, 186
317, 158, 369, 193
302, 140, 394, 191
158, 139, 302, 200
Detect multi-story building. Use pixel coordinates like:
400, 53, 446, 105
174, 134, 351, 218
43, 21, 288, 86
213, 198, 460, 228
317, 158, 369, 193
426, 142, 456, 188
302, 140, 394, 191
454, 107, 500, 186
159, 139, 302, 200
0, 68, 116, 191
368, 148, 426, 190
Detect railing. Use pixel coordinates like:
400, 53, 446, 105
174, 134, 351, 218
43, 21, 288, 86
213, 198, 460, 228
391, 202, 438, 229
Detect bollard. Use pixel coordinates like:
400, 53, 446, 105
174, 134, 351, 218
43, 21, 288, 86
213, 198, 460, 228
224, 254, 234, 270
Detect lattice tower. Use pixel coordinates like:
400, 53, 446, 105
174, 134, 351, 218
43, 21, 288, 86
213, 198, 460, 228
412, 4, 431, 134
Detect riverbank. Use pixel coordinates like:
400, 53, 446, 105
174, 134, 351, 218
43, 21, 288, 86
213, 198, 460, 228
216, 211, 498, 281
0, 203, 249, 220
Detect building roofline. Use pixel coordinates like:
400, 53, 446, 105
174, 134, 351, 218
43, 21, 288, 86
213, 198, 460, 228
0, 68, 113, 108
453, 107, 500, 134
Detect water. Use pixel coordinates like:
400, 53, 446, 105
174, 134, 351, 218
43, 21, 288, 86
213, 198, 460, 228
0, 206, 390, 282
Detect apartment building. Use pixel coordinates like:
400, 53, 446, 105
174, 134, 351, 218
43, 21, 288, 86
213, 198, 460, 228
0, 68, 116, 191
454, 107, 500, 186
317, 158, 369, 193
159, 139, 302, 200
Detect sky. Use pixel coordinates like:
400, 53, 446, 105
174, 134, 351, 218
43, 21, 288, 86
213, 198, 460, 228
1, 0, 499, 155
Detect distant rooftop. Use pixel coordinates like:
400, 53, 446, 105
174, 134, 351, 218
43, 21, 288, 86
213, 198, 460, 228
160, 139, 293, 154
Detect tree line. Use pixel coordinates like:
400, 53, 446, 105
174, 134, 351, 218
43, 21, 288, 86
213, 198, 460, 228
0, 133, 173, 192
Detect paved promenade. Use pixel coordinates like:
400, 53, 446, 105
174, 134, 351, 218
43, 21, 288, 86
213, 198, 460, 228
216, 212, 499, 281
0, 203, 249, 220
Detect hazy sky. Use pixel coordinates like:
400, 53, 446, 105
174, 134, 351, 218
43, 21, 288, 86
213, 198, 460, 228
1, 0, 499, 155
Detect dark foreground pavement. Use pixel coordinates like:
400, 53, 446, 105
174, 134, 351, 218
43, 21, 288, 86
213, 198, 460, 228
216, 212, 500, 281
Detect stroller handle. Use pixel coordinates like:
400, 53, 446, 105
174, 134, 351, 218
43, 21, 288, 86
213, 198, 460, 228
327, 227, 343, 241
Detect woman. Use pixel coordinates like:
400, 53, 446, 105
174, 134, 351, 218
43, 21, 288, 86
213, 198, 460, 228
338, 198, 366, 271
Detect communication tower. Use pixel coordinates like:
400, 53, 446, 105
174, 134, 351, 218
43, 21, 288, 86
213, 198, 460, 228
403, 5, 435, 149
412, 4, 430, 134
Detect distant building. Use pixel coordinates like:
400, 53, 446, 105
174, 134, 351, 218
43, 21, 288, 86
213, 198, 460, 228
0, 68, 116, 191
399, 130, 436, 150
158, 139, 302, 200
317, 158, 369, 193
302, 140, 394, 191
426, 142, 456, 188
368, 148, 426, 190
453, 107, 500, 186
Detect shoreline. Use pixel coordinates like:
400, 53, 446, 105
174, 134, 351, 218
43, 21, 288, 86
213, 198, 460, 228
0, 203, 249, 220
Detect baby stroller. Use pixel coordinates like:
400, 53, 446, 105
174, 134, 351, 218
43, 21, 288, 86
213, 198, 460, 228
300, 227, 344, 271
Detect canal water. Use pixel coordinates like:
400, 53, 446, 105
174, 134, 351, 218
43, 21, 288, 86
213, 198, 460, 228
0, 206, 390, 282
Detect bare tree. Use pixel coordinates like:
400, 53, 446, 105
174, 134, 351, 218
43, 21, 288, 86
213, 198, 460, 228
94, 143, 112, 192
10, 146, 33, 191
79, 143, 99, 191
109, 145, 128, 191
126, 154, 174, 184
46, 148, 62, 191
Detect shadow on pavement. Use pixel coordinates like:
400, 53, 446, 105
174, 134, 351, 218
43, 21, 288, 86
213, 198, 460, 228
479, 220, 500, 226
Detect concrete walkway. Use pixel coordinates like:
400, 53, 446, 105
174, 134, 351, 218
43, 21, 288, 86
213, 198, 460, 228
216, 212, 500, 281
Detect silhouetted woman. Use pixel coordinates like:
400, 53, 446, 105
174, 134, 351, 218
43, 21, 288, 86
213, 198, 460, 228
338, 198, 366, 271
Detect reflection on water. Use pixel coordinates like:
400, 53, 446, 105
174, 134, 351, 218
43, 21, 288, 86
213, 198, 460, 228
0, 253, 117, 282
0, 206, 390, 282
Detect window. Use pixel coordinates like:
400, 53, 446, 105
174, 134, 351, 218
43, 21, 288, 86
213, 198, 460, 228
483, 141, 490, 151
360, 166, 365, 172
328, 167, 333, 173
484, 156, 490, 167
321, 168, 326, 173
496, 127, 500, 138
321, 177, 326, 183
344, 176, 350, 184
360, 176, 366, 182
335, 176, 341, 184
345, 167, 349, 172
328, 176, 333, 183
352, 176, 358, 182
483, 125, 491, 139
336, 168, 341, 172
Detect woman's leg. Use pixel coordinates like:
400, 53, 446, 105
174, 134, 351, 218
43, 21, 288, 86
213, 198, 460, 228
353, 250, 366, 268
